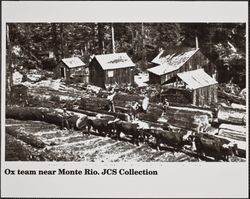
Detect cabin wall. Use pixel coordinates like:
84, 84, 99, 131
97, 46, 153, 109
161, 50, 216, 84
149, 72, 161, 84
54, 62, 70, 82
179, 50, 216, 77
54, 62, 89, 84
105, 67, 134, 87
89, 58, 105, 88
69, 67, 89, 84
192, 84, 218, 107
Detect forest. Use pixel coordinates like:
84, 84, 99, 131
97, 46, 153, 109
7, 23, 246, 88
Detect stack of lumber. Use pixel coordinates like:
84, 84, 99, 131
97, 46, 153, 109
217, 105, 246, 125
218, 124, 246, 141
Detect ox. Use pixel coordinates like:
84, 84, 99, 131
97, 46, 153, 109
109, 119, 144, 146
190, 133, 238, 161
149, 127, 193, 151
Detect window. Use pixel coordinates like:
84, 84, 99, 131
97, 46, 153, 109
108, 70, 114, 77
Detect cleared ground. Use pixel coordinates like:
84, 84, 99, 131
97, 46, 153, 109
6, 119, 201, 162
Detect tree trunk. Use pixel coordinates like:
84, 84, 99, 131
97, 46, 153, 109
97, 23, 104, 54
52, 23, 60, 62
59, 24, 65, 58
6, 106, 86, 129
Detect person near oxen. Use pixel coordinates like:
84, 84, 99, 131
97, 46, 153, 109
161, 98, 169, 116
60, 108, 73, 131
107, 87, 117, 112
130, 101, 140, 121
142, 94, 149, 113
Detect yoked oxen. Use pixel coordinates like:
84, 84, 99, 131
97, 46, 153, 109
190, 133, 238, 161
86, 114, 114, 136
108, 119, 145, 146
66, 114, 89, 131
148, 126, 193, 151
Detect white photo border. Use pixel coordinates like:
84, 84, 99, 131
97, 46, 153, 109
1, 1, 249, 198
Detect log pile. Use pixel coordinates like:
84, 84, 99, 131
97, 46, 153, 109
217, 106, 246, 125
6, 106, 246, 159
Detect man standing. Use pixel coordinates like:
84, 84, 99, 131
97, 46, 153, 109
162, 98, 169, 116
107, 87, 117, 112
142, 95, 149, 113
61, 108, 72, 131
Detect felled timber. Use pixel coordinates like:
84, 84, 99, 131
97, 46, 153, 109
6, 126, 46, 148
218, 124, 246, 141
70, 108, 116, 120
217, 106, 246, 125
6, 106, 86, 129
231, 103, 246, 110
218, 90, 246, 105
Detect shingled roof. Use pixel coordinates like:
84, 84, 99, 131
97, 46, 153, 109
94, 53, 135, 70
148, 48, 199, 76
177, 69, 217, 90
62, 57, 86, 68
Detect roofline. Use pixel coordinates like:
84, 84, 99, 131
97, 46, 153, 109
148, 48, 200, 76
93, 55, 136, 70
60, 61, 86, 69
188, 82, 218, 90
177, 68, 218, 90
147, 66, 180, 76
102, 66, 135, 70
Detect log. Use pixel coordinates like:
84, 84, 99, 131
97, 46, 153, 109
27, 89, 214, 131
217, 106, 246, 125
6, 106, 87, 129
218, 90, 246, 105
218, 124, 246, 141
231, 103, 246, 110
6, 126, 46, 148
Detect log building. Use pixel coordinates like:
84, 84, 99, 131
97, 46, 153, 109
89, 53, 135, 88
162, 69, 218, 107
147, 47, 217, 85
54, 57, 88, 84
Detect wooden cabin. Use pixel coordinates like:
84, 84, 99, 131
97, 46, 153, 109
147, 48, 216, 85
89, 53, 135, 88
54, 57, 88, 84
173, 69, 218, 107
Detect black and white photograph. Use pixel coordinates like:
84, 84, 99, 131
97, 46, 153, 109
1, 1, 248, 198
5, 22, 246, 162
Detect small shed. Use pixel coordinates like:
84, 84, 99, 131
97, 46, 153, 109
148, 48, 216, 85
89, 53, 135, 88
176, 69, 218, 107
54, 57, 88, 84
